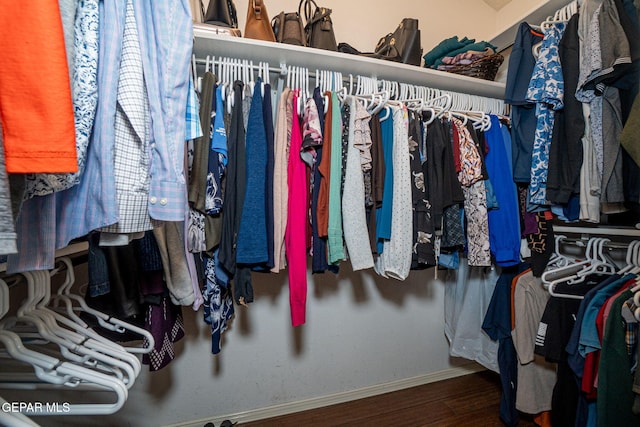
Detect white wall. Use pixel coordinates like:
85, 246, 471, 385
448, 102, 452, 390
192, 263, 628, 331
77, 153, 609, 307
494, 0, 547, 33
34, 266, 476, 427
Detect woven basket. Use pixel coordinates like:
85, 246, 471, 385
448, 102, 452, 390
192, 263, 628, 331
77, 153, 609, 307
442, 53, 504, 81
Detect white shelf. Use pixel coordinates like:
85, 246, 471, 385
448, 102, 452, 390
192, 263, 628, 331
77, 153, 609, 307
0, 242, 88, 273
193, 24, 506, 99
488, 0, 574, 52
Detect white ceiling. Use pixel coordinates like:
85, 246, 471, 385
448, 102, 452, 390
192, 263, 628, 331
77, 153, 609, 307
483, 0, 513, 10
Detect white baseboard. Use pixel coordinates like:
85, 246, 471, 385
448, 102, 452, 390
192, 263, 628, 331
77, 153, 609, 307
165, 363, 485, 427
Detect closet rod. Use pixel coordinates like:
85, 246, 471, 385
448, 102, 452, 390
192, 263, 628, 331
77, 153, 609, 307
554, 225, 640, 238
557, 237, 635, 251
196, 57, 339, 89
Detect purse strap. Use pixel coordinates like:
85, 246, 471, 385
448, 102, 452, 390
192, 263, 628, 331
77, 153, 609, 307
227, 0, 238, 27
199, 0, 206, 22
298, 0, 319, 23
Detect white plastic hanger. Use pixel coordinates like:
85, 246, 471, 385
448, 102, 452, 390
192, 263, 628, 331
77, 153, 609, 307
543, 238, 596, 290
1, 272, 137, 388
0, 279, 129, 415
32, 268, 142, 378
546, 238, 616, 299
0, 397, 40, 427
547, 235, 575, 268
617, 240, 639, 274
50, 257, 154, 355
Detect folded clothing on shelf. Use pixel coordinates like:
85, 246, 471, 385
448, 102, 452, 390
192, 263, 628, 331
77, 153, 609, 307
423, 36, 498, 69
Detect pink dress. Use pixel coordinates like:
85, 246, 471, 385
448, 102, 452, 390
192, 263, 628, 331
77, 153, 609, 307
285, 93, 309, 326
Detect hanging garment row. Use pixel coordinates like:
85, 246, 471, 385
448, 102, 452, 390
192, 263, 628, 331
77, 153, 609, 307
186, 55, 521, 330
482, 235, 640, 427
505, 0, 640, 224
0, 256, 155, 418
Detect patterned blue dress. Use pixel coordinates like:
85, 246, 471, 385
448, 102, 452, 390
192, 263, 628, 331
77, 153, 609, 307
526, 22, 567, 207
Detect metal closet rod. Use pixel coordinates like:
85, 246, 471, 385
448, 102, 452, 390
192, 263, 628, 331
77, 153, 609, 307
193, 56, 508, 114
554, 225, 640, 238
557, 237, 636, 251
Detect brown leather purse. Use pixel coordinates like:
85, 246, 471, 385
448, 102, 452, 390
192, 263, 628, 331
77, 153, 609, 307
244, 0, 276, 42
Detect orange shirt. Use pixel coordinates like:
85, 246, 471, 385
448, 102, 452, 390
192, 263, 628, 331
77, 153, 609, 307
0, 1, 77, 173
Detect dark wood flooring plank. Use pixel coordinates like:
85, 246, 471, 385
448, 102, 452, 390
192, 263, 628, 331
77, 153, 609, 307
239, 371, 537, 427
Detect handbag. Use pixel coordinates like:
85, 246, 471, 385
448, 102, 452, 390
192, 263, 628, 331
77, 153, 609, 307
376, 18, 422, 65
271, 10, 306, 46
300, 0, 337, 51
200, 0, 242, 36
245, 0, 276, 42
338, 18, 422, 66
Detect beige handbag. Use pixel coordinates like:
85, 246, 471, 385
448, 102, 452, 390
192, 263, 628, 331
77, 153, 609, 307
245, 0, 276, 42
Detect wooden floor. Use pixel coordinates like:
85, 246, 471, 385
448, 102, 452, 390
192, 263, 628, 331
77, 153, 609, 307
239, 371, 539, 427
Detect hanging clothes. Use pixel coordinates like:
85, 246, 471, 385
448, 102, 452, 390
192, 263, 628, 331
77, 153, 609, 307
311, 88, 329, 274
547, 14, 584, 205
485, 116, 521, 267
505, 22, 544, 183
272, 88, 292, 273
342, 98, 374, 271
375, 106, 413, 280
189, 72, 214, 214
0, 0, 78, 174
535, 280, 593, 427
408, 111, 435, 268
286, 93, 309, 326
263, 82, 276, 270
24, 0, 99, 198
219, 81, 253, 305
482, 263, 531, 427
237, 78, 269, 266
327, 92, 345, 266
424, 118, 464, 232
526, 21, 567, 207
598, 288, 640, 426
100, 0, 154, 236
0, 125, 17, 256
511, 271, 557, 415
367, 113, 385, 255
7, 0, 194, 274
445, 262, 499, 372
375, 111, 395, 254
202, 250, 234, 354
454, 118, 490, 267
205, 85, 227, 217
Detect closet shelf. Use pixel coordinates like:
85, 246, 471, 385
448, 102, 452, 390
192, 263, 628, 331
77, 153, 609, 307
0, 242, 88, 273
488, 0, 574, 52
193, 25, 506, 99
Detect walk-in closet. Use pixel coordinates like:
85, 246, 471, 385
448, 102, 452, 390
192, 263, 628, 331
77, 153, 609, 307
0, 0, 638, 426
